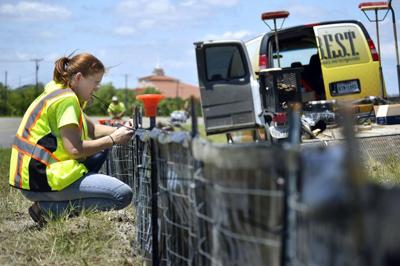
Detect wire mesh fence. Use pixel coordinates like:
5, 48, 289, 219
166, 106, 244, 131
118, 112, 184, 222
301, 134, 400, 166
192, 140, 284, 266
133, 129, 153, 262
154, 130, 196, 265
288, 138, 400, 266
289, 144, 367, 266
99, 138, 135, 187
99, 122, 400, 266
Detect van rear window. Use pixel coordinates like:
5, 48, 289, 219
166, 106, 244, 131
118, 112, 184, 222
314, 23, 370, 68
205, 45, 246, 81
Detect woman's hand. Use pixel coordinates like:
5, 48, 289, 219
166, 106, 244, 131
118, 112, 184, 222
124, 119, 134, 128
110, 124, 134, 145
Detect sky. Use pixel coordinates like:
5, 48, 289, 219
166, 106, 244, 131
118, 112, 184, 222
0, 0, 399, 95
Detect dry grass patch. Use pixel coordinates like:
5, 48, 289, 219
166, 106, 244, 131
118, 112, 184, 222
0, 149, 140, 265
366, 156, 400, 185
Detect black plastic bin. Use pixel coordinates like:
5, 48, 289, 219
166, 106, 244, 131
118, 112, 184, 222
259, 68, 303, 114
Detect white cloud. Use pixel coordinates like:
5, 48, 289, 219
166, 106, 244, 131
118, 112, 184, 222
15, 51, 35, 60
147, 0, 174, 14
114, 26, 136, 36
114, 0, 239, 30
163, 59, 193, 68
115, 0, 175, 17
287, 5, 327, 21
179, 0, 239, 8
205, 30, 253, 40
38, 30, 54, 38
180, 0, 198, 7
0, 1, 71, 20
45, 53, 60, 62
203, 0, 239, 7
138, 19, 157, 29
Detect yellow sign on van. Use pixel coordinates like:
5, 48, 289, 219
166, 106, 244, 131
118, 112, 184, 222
315, 24, 369, 68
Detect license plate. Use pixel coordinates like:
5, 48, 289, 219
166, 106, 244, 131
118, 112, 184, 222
330, 79, 360, 96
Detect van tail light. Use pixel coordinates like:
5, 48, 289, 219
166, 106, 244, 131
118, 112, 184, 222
272, 112, 287, 124
367, 38, 380, 61
259, 54, 268, 69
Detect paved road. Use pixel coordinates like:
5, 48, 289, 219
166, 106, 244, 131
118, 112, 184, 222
0, 116, 200, 148
0, 118, 21, 148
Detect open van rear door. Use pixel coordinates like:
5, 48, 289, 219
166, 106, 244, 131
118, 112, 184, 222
194, 40, 263, 135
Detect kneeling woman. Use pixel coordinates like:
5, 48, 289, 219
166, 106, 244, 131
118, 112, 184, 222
9, 53, 134, 226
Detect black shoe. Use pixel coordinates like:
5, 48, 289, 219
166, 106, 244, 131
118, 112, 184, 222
28, 202, 47, 227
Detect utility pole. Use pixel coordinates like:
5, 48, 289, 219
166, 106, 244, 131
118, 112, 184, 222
124, 74, 129, 113
31, 58, 43, 97
4, 71, 7, 115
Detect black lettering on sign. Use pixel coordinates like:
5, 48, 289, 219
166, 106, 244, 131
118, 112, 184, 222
323, 34, 333, 59
346, 30, 359, 56
316, 36, 325, 59
334, 33, 347, 58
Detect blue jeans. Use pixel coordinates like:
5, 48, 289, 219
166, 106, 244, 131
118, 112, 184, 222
21, 150, 133, 218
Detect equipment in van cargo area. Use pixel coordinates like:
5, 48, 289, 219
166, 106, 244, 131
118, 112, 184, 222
374, 104, 400, 125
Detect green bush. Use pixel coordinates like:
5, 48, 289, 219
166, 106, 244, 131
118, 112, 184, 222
1, 82, 202, 118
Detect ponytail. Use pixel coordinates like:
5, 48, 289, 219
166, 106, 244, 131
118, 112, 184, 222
53, 57, 70, 87
53, 53, 105, 88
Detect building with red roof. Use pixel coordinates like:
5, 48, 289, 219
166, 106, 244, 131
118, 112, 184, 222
135, 66, 200, 99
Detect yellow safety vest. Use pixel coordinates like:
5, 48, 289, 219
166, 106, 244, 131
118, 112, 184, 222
9, 81, 89, 191
107, 102, 126, 115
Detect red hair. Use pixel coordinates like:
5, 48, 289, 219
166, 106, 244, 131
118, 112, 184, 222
53, 53, 105, 87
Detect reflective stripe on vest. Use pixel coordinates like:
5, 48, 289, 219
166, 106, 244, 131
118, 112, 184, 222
23, 88, 74, 138
12, 87, 77, 189
13, 135, 59, 165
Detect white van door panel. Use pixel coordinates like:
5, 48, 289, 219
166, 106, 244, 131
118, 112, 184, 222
195, 40, 263, 135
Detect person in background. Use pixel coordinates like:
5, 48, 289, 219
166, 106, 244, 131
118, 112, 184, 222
9, 53, 134, 226
107, 96, 126, 120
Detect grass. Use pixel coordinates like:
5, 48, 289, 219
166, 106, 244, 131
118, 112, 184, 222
180, 123, 231, 143
0, 148, 140, 265
366, 156, 400, 185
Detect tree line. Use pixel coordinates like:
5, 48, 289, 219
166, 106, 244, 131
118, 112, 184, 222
0, 82, 201, 117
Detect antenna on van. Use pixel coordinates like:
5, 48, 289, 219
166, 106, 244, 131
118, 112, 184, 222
261, 11, 290, 68
359, 1, 400, 97
358, 2, 392, 98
